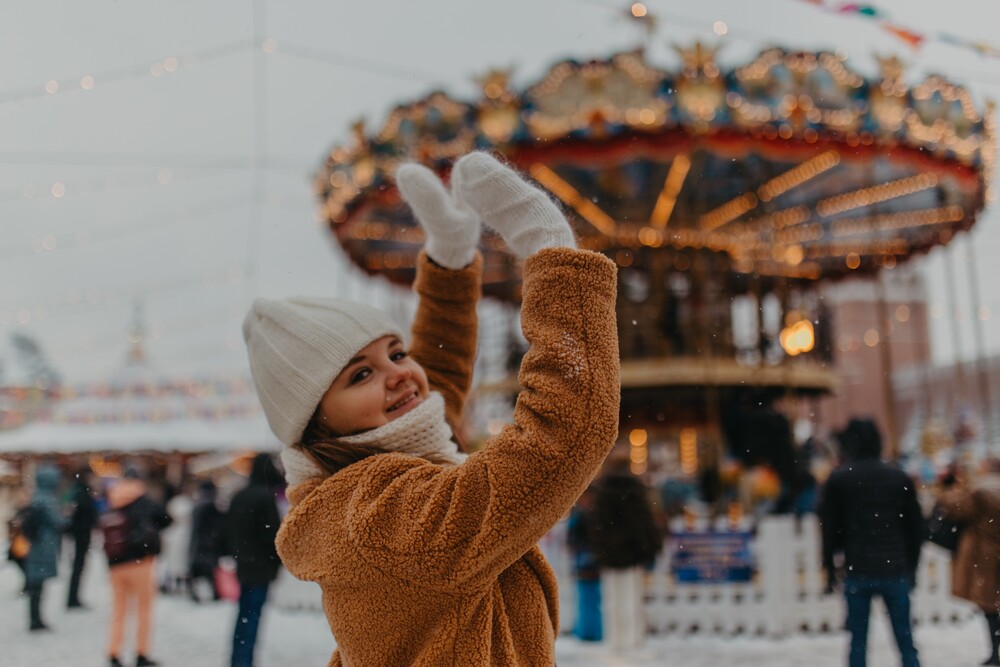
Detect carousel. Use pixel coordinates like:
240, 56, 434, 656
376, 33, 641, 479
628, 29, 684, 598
312, 44, 993, 481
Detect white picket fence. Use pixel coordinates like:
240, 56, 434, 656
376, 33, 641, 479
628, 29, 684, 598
272, 514, 976, 638
540, 514, 976, 638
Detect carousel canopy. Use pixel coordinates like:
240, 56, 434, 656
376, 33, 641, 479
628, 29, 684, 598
316, 45, 993, 299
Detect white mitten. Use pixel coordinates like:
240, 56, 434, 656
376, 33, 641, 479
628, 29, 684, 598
452, 152, 576, 259
395, 163, 481, 270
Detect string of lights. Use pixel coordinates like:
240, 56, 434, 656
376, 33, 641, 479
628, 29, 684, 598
0, 167, 232, 205
0, 39, 256, 107
0, 33, 446, 110
270, 40, 442, 84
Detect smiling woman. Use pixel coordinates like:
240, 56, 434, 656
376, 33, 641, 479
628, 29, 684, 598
241, 152, 621, 665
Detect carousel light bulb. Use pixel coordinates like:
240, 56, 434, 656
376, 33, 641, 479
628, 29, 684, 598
80, 75, 95, 90
51, 182, 66, 198
262, 38, 278, 53
631, 2, 647, 18
44, 80, 59, 94
713, 21, 728, 36
164, 57, 178, 72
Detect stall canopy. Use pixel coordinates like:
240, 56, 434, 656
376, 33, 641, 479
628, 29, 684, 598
0, 338, 276, 456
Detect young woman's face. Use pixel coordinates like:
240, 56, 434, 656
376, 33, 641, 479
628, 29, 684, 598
318, 335, 429, 435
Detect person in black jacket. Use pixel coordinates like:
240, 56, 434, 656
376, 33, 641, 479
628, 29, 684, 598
188, 480, 225, 602
817, 418, 924, 667
66, 467, 99, 609
588, 451, 661, 652
226, 453, 283, 667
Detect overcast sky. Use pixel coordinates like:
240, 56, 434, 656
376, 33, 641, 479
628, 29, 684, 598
1, 0, 998, 383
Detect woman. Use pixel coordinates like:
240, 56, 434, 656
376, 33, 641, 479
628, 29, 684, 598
243, 152, 620, 665
939, 457, 1000, 666
23, 466, 66, 632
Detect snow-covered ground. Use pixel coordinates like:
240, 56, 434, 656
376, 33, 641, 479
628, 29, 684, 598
0, 554, 992, 666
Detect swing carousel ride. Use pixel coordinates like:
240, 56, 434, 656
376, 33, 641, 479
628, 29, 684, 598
313, 43, 993, 473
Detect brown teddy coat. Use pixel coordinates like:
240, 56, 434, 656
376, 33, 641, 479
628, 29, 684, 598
276, 247, 620, 666
940, 473, 1000, 612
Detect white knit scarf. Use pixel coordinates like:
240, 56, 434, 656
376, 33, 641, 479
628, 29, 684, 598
280, 391, 467, 487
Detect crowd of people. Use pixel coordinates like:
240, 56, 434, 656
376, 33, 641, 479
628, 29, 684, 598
562, 414, 1000, 667
6, 453, 284, 667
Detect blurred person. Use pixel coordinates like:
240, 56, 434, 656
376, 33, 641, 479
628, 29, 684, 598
817, 418, 924, 667
159, 481, 194, 595
589, 451, 661, 652
937, 456, 1000, 665
23, 465, 66, 632
567, 486, 602, 641
188, 479, 226, 602
226, 454, 282, 667
242, 153, 619, 665
101, 468, 173, 667
65, 466, 99, 609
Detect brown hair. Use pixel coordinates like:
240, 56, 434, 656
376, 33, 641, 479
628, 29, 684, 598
296, 408, 467, 476
296, 412, 386, 476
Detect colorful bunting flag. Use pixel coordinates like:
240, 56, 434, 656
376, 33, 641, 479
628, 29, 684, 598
794, 0, 1000, 59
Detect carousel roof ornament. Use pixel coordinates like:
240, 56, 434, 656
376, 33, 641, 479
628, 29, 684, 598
315, 44, 994, 299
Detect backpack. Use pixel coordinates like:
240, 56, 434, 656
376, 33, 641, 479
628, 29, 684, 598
100, 508, 134, 561
100, 505, 161, 562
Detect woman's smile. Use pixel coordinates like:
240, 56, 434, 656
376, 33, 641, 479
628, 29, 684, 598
386, 390, 422, 416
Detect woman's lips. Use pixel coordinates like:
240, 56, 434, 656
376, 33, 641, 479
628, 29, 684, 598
386, 391, 420, 415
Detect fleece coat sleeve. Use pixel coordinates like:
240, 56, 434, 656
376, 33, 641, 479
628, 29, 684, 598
279, 248, 619, 592
408, 250, 481, 434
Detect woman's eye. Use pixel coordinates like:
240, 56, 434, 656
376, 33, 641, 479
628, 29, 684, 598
391, 350, 409, 362
350, 368, 371, 384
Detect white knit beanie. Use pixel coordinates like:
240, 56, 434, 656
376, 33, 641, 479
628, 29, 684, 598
242, 296, 403, 446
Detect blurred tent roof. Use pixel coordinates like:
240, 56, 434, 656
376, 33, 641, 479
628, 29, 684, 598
0, 314, 277, 455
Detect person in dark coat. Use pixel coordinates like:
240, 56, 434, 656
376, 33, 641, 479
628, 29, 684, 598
817, 418, 924, 667
588, 451, 661, 651
66, 467, 99, 609
226, 453, 283, 667
24, 465, 67, 632
188, 479, 225, 602
567, 486, 602, 641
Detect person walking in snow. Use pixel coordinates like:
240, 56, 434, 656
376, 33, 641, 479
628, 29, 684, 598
159, 482, 194, 595
567, 486, 603, 642
817, 418, 924, 667
65, 466, 99, 609
588, 451, 661, 651
242, 152, 620, 665
23, 465, 66, 632
102, 468, 173, 667
188, 479, 226, 603
225, 454, 282, 667
937, 456, 1000, 665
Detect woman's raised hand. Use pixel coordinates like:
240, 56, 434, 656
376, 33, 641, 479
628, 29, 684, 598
452, 152, 576, 259
395, 163, 481, 270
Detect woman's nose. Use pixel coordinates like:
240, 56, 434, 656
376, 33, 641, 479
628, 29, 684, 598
386, 362, 411, 386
